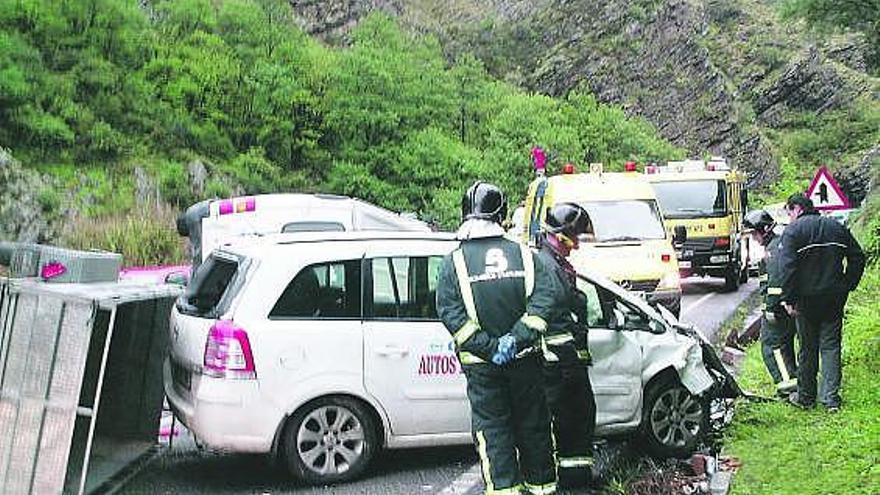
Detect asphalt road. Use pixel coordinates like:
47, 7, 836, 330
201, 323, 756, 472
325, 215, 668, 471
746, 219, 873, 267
117, 276, 758, 495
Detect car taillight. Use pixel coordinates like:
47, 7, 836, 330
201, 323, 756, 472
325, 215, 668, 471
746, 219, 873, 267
714, 237, 730, 248
661, 253, 671, 262
204, 320, 256, 379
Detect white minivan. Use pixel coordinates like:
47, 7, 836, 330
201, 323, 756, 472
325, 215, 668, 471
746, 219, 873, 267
164, 231, 738, 485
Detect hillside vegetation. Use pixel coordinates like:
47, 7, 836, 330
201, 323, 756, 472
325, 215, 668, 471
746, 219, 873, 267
0, 0, 679, 243
292, 0, 879, 201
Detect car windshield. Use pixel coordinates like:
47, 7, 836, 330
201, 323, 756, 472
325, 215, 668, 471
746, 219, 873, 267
580, 200, 666, 242
652, 180, 726, 218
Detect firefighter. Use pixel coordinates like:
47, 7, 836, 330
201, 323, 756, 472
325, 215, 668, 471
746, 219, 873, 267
536, 202, 597, 487
436, 181, 560, 495
743, 209, 798, 396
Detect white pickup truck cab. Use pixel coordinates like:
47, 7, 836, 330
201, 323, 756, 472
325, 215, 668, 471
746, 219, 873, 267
165, 231, 737, 485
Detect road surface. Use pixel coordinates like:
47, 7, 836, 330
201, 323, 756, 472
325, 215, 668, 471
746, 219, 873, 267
116, 276, 758, 495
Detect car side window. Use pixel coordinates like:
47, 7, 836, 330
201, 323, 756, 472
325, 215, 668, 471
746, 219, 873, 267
575, 278, 613, 327
367, 256, 442, 320
269, 260, 362, 319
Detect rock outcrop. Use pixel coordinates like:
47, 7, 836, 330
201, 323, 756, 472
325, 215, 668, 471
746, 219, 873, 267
0, 149, 61, 242
288, 0, 878, 193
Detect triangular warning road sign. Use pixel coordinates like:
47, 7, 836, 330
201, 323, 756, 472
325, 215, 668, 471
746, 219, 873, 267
806, 166, 851, 211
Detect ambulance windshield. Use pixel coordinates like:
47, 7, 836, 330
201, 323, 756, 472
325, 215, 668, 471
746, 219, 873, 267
580, 200, 666, 242
652, 180, 727, 219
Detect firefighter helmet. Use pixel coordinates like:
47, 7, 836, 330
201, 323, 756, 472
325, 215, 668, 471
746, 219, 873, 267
743, 209, 775, 233
461, 181, 507, 224
544, 202, 592, 242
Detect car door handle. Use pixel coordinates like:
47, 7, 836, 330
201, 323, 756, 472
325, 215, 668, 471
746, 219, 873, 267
376, 345, 409, 357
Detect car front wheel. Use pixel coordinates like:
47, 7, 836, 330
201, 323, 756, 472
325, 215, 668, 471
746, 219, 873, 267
641, 376, 708, 457
283, 396, 379, 485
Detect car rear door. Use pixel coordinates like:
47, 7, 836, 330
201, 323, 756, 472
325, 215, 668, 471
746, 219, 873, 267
168, 252, 249, 400
362, 241, 470, 436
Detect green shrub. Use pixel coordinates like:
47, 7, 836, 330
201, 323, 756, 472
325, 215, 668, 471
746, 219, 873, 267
852, 193, 880, 264
59, 206, 187, 266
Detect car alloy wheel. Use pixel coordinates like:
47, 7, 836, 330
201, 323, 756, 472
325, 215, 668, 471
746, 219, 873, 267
641, 376, 708, 457
649, 387, 704, 449
297, 404, 365, 475
284, 397, 378, 484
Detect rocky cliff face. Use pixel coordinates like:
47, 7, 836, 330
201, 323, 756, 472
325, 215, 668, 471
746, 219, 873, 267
0, 149, 61, 242
289, 0, 878, 194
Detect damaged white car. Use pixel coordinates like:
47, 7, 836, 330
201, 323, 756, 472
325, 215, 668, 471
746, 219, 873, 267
165, 232, 739, 485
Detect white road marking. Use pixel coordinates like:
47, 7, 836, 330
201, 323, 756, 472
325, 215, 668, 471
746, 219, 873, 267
437, 463, 482, 495
682, 292, 715, 316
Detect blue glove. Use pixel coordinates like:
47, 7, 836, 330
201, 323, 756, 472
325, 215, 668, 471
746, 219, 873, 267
491, 334, 517, 365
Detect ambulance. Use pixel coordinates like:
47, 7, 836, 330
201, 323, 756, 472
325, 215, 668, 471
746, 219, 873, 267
522, 162, 684, 316
645, 158, 750, 291
176, 193, 432, 269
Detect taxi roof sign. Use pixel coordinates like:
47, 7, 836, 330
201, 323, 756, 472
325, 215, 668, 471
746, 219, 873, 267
806, 165, 851, 211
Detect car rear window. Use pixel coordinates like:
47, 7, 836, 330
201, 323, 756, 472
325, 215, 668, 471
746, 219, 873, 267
178, 254, 242, 317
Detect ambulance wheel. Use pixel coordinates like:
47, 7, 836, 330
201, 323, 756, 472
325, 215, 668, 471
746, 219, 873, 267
723, 265, 740, 292
641, 375, 708, 458
283, 396, 379, 485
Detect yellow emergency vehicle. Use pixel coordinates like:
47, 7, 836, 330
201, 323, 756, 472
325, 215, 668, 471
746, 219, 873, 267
645, 157, 750, 291
523, 162, 683, 316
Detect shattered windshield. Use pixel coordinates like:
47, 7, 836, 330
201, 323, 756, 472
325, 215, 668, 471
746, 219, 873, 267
652, 180, 727, 218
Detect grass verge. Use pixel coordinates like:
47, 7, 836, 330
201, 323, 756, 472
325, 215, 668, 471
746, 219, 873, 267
725, 265, 880, 494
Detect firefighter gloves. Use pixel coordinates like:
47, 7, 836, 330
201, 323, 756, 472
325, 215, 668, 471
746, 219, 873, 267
492, 334, 517, 365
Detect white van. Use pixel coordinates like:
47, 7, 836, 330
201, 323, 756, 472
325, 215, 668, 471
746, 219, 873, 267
165, 232, 738, 485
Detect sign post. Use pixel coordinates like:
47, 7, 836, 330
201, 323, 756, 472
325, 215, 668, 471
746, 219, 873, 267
806, 166, 851, 211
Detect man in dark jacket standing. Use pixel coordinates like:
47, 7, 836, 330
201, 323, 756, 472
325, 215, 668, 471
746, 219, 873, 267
534, 202, 597, 487
778, 194, 865, 412
437, 181, 561, 495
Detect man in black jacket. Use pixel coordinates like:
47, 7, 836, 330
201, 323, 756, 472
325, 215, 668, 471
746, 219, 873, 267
778, 194, 865, 412
437, 181, 562, 495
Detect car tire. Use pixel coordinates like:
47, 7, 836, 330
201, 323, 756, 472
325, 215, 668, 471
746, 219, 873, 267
282, 396, 379, 485
640, 375, 708, 458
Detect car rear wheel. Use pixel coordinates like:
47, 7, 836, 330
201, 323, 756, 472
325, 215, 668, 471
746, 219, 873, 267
283, 397, 379, 485
641, 376, 708, 458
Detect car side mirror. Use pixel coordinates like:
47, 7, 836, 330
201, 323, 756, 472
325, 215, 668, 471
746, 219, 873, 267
673, 225, 687, 247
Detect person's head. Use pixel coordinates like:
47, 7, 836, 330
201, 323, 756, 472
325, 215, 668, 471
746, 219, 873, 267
543, 202, 593, 256
743, 209, 775, 246
461, 181, 507, 225
785, 193, 815, 223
